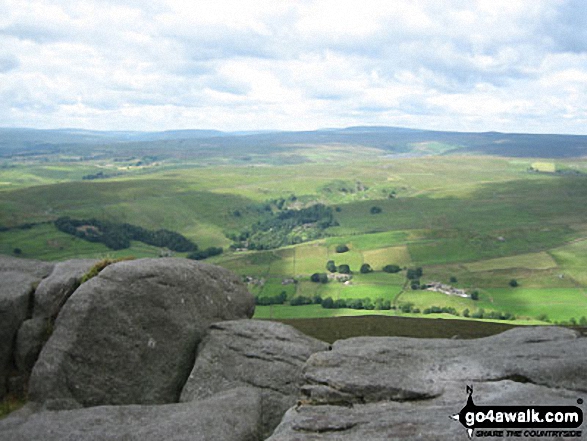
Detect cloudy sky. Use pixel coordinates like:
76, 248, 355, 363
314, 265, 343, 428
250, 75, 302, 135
1, 0, 586, 133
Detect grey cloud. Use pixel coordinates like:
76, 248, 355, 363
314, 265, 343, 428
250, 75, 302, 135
168, 27, 280, 62
545, 0, 587, 53
0, 23, 66, 43
0, 54, 19, 72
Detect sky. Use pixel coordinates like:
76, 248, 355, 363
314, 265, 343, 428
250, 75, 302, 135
1, 0, 586, 134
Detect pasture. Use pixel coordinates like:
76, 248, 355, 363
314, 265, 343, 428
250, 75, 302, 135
2, 152, 587, 324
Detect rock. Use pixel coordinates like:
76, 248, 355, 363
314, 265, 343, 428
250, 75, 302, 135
268, 382, 582, 441
180, 320, 328, 437
269, 327, 587, 440
14, 317, 51, 374
28, 258, 255, 409
300, 326, 584, 404
0, 256, 54, 400
0, 255, 54, 279
0, 387, 263, 441
32, 259, 98, 319
10, 260, 99, 380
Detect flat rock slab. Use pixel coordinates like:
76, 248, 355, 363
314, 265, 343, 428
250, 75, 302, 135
301, 326, 585, 405
268, 382, 584, 441
269, 327, 587, 440
181, 320, 328, 437
29, 258, 255, 409
0, 387, 262, 441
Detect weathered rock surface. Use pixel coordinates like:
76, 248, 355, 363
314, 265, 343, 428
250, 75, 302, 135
268, 327, 587, 440
181, 320, 328, 437
0, 255, 54, 279
0, 256, 54, 400
0, 387, 263, 441
14, 317, 50, 375
28, 258, 255, 409
32, 259, 98, 319
269, 382, 582, 441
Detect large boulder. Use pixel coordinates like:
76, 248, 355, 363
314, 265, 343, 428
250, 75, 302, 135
28, 258, 255, 409
32, 259, 98, 319
0, 387, 262, 441
268, 327, 587, 440
0, 256, 53, 400
180, 320, 328, 437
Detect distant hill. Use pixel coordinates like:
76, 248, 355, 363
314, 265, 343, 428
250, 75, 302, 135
1, 126, 587, 159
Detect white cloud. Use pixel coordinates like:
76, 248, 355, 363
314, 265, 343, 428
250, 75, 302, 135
0, 0, 586, 133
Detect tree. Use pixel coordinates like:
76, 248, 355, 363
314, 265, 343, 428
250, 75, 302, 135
370, 206, 382, 214
13, 248, 22, 255
509, 279, 519, 288
187, 247, 223, 260
449, 276, 457, 283
463, 308, 470, 318
335, 244, 349, 253
321, 297, 334, 308
382, 264, 401, 273
406, 267, 423, 280
310, 273, 328, 283
360, 263, 373, 274
470, 290, 479, 301
326, 260, 337, 273
338, 264, 351, 274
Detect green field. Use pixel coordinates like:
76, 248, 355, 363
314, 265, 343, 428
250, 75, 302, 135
2, 149, 587, 324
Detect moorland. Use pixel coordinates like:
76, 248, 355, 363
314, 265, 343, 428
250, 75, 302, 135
2, 126, 587, 327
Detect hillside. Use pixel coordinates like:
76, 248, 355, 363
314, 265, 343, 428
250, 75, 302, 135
3, 126, 587, 160
1, 127, 587, 326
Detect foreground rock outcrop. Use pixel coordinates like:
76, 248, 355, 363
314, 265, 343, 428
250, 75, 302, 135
0, 256, 54, 400
180, 319, 328, 438
0, 387, 263, 441
267, 326, 587, 440
28, 258, 255, 410
1, 255, 586, 441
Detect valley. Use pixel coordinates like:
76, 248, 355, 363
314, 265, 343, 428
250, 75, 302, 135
2, 128, 587, 326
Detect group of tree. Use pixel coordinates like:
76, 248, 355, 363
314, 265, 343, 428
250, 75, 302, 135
321, 297, 393, 310
406, 267, 424, 289
254, 293, 325, 306
254, 291, 288, 306
463, 308, 515, 320
326, 261, 403, 275
406, 267, 423, 280
82, 171, 118, 180
187, 247, 223, 260
422, 306, 459, 316
395, 302, 421, 313
54, 217, 197, 252
230, 204, 337, 250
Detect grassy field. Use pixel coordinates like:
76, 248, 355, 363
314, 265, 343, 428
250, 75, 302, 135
2, 152, 587, 324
